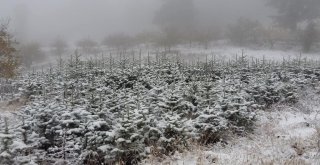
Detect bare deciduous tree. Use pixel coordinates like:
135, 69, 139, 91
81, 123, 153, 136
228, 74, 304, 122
266, 0, 320, 30
156, 27, 181, 52
262, 26, 291, 49
20, 42, 46, 68
194, 29, 221, 49
134, 31, 158, 49
102, 33, 136, 51
227, 18, 263, 46
301, 21, 318, 52
76, 38, 100, 54
0, 21, 19, 79
154, 0, 196, 50
51, 37, 68, 56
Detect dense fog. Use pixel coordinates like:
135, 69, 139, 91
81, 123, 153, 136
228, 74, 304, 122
0, 0, 319, 67
1, 1, 320, 165
0, 0, 271, 43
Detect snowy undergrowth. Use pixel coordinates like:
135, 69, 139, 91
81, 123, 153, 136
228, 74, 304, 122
146, 89, 320, 165
1, 53, 320, 164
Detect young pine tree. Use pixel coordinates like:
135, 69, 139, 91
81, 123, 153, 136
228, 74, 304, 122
0, 118, 14, 165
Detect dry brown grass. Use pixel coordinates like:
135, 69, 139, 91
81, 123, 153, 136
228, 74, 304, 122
0, 97, 27, 112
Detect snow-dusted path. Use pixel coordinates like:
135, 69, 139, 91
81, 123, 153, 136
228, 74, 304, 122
143, 90, 320, 165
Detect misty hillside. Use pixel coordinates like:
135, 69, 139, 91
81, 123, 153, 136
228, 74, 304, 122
1, 0, 320, 165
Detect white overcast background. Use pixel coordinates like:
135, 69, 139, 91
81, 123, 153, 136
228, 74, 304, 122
0, 0, 270, 44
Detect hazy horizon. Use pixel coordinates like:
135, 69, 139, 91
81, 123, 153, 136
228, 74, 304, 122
0, 0, 271, 45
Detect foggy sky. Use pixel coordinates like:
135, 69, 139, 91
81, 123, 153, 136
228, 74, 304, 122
0, 0, 271, 45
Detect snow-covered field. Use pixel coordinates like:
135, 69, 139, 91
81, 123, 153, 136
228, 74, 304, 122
33, 45, 320, 71
2, 89, 320, 164
176, 45, 320, 62
143, 89, 320, 165
1, 47, 320, 164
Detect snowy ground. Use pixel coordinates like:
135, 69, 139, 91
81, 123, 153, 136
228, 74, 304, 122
143, 89, 320, 165
3, 45, 320, 164
174, 45, 320, 62
32, 44, 320, 71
